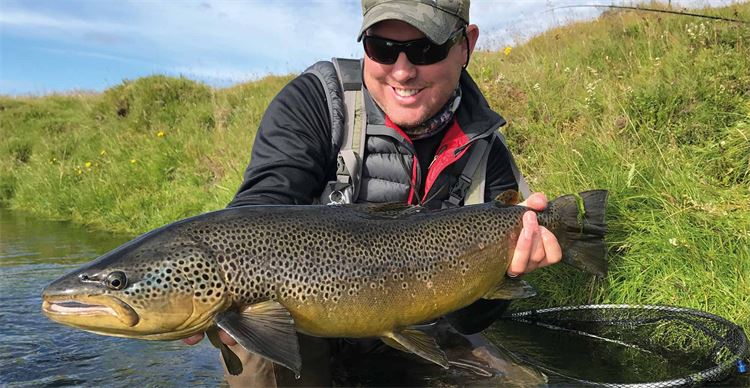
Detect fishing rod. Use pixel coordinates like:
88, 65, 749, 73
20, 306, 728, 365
549, 4, 750, 25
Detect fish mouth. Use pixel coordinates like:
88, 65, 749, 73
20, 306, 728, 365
43, 300, 116, 315
42, 295, 140, 328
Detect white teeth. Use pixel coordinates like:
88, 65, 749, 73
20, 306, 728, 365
394, 88, 420, 97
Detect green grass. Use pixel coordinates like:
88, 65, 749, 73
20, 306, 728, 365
1, 3, 748, 332
0, 74, 293, 230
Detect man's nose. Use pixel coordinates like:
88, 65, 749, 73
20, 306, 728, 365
391, 52, 417, 82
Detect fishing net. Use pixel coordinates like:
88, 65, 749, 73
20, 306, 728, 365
490, 304, 749, 387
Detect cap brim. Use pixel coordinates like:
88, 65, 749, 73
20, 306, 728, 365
358, 0, 460, 44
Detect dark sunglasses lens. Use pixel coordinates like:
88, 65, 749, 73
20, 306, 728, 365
364, 32, 459, 65
364, 38, 398, 64
405, 42, 446, 65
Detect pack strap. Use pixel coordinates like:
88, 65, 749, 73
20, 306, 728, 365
329, 58, 367, 203
446, 139, 488, 207
332, 58, 362, 91
464, 141, 491, 206
446, 132, 532, 207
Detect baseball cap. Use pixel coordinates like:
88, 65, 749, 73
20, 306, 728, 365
358, 0, 470, 44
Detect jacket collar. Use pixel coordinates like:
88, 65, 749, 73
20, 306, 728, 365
364, 70, 506, 146
455, 69, 507, 141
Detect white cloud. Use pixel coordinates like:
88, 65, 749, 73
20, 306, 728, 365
0, 0, 743, 93
0, 8, 125, 31
36, 47, 145, 64
128, 1, 363, 65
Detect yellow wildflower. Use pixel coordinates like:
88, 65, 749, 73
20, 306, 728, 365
130, 159, 137, 164
157, 131, 165, 138
85, 161, 92, 168
503, 46, 512, 56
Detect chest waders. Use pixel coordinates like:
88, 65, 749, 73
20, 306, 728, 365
305, 58, 531, 207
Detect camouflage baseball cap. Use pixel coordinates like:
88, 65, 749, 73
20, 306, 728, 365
358, 0, 470, 44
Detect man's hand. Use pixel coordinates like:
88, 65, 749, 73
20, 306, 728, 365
183, 330, 236, 346
507, 192, 562, 277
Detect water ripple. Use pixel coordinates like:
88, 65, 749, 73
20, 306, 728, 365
0, 209, 223, 387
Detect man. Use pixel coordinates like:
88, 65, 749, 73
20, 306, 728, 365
185, 0, 561, 385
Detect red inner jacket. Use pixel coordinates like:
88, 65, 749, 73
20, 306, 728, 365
385, 116, 473, 205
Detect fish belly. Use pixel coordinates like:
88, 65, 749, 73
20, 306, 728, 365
277, 242, 508, 338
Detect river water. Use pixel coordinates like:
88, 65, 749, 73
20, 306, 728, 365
0, 209, 224, 387
1, 208, 747, 387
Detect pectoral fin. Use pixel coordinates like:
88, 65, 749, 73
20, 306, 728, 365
380, 336, 410, 353
206, 327, 243, 376
215, 300, 301, 376
482, 278, 537, 300
381, 328, 449, 369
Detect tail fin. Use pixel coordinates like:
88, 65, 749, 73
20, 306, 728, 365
546, 190, 608, 277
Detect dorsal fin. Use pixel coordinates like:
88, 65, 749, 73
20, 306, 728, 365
352, 202, 425, 219
494, 190, 520, 206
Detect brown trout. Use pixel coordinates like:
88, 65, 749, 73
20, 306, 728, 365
42, 190, 608, 376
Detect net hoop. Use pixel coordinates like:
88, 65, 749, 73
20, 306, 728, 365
503, 304, 749, 387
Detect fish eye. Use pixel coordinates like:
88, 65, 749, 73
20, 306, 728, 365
105, 271, 128, 290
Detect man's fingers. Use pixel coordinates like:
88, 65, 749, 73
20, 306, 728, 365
183, 330, 236, 347
539, 227, 562, 267
508, 211, 538, 276
508, 231, 529, 276
526, 211, 545, 267
519, 192, 548, 211
508, 196, 563, 276
218, 329, 238, 346
183, 333, 204, 346
529, 240, 545, 264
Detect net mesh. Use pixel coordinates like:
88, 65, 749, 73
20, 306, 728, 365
494, 304, 749, 387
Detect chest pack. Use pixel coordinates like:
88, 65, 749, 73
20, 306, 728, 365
304, 58, 530, 206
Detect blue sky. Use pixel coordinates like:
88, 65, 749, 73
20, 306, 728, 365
0, 0, 737, 95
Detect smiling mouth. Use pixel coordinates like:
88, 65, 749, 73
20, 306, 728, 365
392, 87, 422, 97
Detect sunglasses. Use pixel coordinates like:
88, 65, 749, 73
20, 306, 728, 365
363, 28, 465, 66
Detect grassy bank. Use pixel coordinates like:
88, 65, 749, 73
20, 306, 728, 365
1, 2, 748, 333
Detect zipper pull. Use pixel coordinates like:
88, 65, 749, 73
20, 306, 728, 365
429, 145, 448, 170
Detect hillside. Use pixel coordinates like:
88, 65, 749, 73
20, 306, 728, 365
1, 3, 748, 331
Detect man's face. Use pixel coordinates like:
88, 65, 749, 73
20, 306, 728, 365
363, 20, 478, 129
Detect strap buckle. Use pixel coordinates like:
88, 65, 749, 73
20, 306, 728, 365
447, 175, 472, 207
336, 155, 349, 176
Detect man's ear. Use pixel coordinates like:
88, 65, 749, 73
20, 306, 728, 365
463, 24, 480, 68
465, 24, 479, 56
